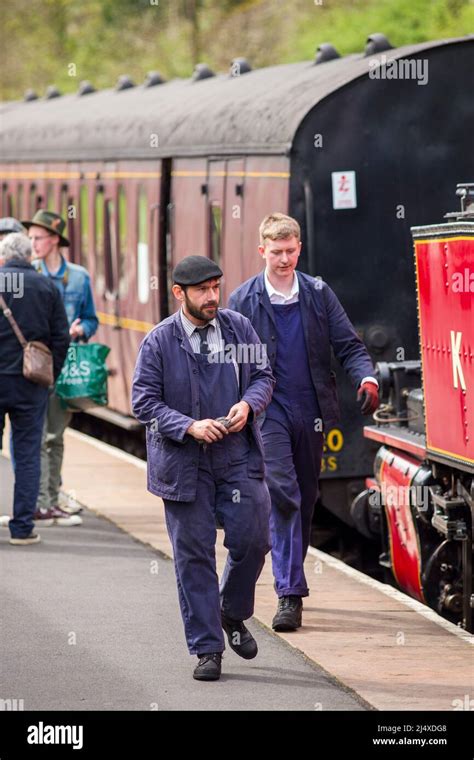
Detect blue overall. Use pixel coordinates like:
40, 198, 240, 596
163, 345, 271, 655
261, 302, 324, 598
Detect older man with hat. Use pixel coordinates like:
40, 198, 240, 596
132, 255, 274, 681
0, 219, 24, 265
22, 210, 99, 527
0, 217, 24, 240
0, 233, 70, 544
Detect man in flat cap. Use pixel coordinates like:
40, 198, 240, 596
132, 255, 274, 681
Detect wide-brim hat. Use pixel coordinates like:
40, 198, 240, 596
21, 209, 69, 247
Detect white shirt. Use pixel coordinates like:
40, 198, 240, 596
264, 269, 299, 304
263, 269, 378, 388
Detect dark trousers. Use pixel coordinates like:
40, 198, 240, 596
164, 451, 271, 655
0, 374, 48, 538
261, 408, 324, 598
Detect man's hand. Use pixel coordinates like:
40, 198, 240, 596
226, 401, 250, 432
187, 419, 229, 443
357, 381, 379, 415
69, 319, 85, 340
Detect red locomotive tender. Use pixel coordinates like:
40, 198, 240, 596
353, 184, 473, 632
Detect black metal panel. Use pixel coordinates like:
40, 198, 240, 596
290, 40, 474, 485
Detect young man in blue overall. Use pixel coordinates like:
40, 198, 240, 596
132, 256, 275, 681
228, 214, 379, 632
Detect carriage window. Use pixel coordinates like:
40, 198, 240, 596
137, 186, 149, 304
1, 184, 7, 215
66, 195, 76, 261
29, 185, 38, 215
47, 184, 55, 211
61, 186, 68, 221
95, 189, 105, 294
17, 185, 24, 219
60, 186, 74, 259
118, 186, 128, 297
210, 202, 222, 267
80, 186, 89, 268
5, 189, 15, 217
104, 198, 116, 294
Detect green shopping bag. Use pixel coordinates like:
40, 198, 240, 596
55, 343, 111, 410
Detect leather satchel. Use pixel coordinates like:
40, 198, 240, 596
0, 294, 54, 387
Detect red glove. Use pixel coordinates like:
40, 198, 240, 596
357, 381, 379, 415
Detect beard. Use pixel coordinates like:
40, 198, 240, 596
184, 293, 218, 323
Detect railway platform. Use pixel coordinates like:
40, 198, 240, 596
1, 427, 472, 713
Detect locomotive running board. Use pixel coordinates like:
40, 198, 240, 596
364, 425, 426, 460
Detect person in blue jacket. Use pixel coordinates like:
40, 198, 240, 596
22, 210, 99, 527
132, 256, 275, 682
228, 213, 379, 632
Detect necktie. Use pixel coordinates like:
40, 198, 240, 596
196, 325, 211, 354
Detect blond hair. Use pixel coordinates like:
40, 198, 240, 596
259, 213, 300, 245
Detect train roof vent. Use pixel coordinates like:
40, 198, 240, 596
24, 89, 39, 102
314, 43, 341, 64
192, 63, 215, 82
364, 33, 393, 56
144, 71, 166, 87
229, 58, 252, 77
445, 183, 474, 220
115, 74, 135, 91
78, 80, 96, 96
45, 85, 61, 99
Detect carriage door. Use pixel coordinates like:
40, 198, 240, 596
221, 158, 245, 301
206, 159, 226, 301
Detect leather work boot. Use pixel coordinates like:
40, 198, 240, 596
221, 614, 258, 659
193, 653, 222, 681
272, 595, 303, 631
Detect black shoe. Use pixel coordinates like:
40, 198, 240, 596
272, 595, 303, 631
193, 652, 222, 681
221, 614, 258, 660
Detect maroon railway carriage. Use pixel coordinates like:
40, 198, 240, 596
0, 34, 472, 529
354, 185, 474, 631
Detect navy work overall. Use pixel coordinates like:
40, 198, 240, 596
261, 301, 324, 598
163, 326, 271, 655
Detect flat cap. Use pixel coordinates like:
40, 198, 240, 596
0, 217, 24, 234
172, 255, 223, 286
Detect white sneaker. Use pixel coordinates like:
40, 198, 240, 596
0, 515, 11, 527
59, 503, 83, 515
51, 508, 82, 527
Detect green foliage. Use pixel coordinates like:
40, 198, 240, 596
1, 0, 472, 100
294, 0, 474, 60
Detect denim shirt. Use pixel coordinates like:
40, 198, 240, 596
33, 256, 99, 340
